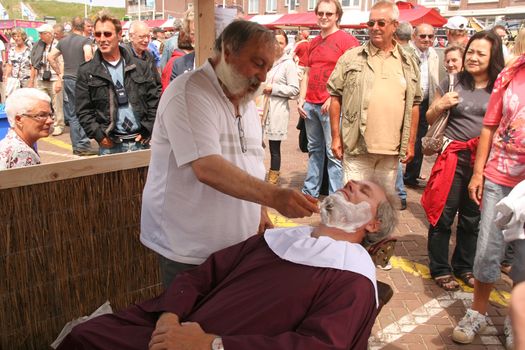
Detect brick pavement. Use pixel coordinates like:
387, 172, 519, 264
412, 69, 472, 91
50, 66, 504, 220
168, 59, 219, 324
37, 101, 513, 349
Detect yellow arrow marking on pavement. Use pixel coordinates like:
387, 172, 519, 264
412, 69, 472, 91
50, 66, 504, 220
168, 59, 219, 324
39, 136, 73, 151
270, 213, 510, 307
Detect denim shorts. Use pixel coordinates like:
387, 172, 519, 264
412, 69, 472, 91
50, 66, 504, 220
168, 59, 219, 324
473, 179, 513, 283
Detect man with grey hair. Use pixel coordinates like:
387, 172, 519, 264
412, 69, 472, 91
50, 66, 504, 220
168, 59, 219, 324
124, 20, 160, 86
328, 0, 421, 198
395, 21, 413, 44
141, 20, 319, 289
403, 23, 439, 188
59, 179, 396, 350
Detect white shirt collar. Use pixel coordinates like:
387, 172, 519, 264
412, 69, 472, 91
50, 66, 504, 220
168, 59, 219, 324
264, 226, 379, 307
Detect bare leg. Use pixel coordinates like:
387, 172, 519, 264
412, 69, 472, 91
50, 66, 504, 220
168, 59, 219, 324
511, 283, 525, 350
471, 279, 494, 314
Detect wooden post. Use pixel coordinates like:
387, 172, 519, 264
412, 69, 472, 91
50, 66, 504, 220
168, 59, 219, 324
194, 0, 215, 66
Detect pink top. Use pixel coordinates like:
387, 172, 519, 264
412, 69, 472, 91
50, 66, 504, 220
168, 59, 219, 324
0, 128, 40, 170
305, 30, 359, 104
483, 67, 525, 187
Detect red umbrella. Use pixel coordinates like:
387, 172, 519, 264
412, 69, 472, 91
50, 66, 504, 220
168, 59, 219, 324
396, 1, 447, 27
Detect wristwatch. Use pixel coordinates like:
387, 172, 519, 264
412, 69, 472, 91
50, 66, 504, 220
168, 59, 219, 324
211, 337, 224, 350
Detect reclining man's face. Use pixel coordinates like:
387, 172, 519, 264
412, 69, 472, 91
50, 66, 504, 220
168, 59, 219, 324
320, 180, 387, 233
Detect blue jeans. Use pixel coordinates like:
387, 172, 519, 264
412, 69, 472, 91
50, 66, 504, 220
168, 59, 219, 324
396, 162, 407, 200
99, 140, 149, 155
64, 77, 92, 152
302, 102, 342, 197
473, 179, 513, 283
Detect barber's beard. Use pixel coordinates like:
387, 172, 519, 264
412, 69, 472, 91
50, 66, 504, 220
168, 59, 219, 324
215, 54, 263, 105
320, 192, 372, 233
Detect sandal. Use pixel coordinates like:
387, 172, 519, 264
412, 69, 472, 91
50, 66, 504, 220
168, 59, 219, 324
435, 275, 460, 291
501, 263, 512, 276
456, 272, 475, 288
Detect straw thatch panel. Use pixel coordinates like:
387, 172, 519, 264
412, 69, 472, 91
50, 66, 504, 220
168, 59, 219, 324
0, 166, 162, 349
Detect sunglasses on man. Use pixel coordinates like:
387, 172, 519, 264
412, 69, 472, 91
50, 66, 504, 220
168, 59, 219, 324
94, 31, 114, 38
366, 19, 393, 28
418, 34, 435, 39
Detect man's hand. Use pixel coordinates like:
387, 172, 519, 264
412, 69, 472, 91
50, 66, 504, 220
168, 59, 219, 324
99, 137, 114, 149
135, 134, 151, 145
331, 135, 343, 161
258, 206, 274, 234
272, 189, 319, 218
401, 144, 415, 164
54, 80, 62, 93
468, 173, 484, 206
149, 321, 216, 350
320, 98, 331, 115
262, 83, 272, 95
27, 80, 34, 88
297, 97, 307, 119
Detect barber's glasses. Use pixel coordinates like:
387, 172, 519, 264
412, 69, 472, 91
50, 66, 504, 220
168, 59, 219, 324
236, 115, 247, 153
418, 34, 435, 39
94, 31, 114, 38
366, 19, 391, 28
20, 112, 55, 122
317, 11, 334, 18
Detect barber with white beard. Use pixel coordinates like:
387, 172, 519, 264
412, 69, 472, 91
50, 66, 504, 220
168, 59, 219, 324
141, 20, 319, 288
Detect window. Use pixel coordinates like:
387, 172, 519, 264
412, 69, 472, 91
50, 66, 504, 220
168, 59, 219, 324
285, 0, 299, 8
266, 0, 277, 12
308, 0, 315, 10
248, 0, 259, 13
341, 0, 360, 8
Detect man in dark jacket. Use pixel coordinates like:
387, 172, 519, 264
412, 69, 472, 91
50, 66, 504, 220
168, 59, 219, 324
76, 13, 160, 155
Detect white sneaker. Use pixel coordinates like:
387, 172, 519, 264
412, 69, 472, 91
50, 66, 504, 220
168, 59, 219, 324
452, 308, 488, 344
52, 126, 64, 136
504, 316, 514, 350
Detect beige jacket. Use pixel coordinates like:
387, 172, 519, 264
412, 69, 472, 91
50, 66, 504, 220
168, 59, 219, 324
327, 42, 422, 159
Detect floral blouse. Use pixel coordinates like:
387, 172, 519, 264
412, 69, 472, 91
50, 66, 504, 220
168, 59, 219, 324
8, 45, 32, 80
0, 129, 41, 170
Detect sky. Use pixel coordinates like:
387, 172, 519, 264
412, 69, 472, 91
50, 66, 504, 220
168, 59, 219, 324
56, 0, 125, 8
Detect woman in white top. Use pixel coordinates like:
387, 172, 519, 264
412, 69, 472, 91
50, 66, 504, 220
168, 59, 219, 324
262, 29, 299, 184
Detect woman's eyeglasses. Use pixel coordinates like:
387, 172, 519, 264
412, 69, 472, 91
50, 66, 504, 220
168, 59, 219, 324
20, 113, 55, 122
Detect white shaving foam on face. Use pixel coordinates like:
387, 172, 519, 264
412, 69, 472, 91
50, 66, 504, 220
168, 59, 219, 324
320, 192, 373, 233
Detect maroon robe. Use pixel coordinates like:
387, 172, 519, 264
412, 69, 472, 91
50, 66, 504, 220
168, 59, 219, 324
58, 234, 377, 350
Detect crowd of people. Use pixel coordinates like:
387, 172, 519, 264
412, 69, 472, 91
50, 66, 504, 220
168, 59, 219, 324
0, 2, 524, 349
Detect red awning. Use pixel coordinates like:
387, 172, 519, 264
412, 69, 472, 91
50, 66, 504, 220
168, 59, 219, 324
144, 19, 167, 28
271, 12, 318, 28
396, 1, 447, 27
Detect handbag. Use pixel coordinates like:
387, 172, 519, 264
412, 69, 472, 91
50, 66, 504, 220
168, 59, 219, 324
421, 74, 455, 156
296, 118, 308, 153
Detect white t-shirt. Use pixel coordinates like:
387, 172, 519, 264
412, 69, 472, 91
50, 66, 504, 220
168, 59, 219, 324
141, 60, 266, 265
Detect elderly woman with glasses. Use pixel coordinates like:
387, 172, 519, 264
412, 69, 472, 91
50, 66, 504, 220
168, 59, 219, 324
0, 88, 53, 169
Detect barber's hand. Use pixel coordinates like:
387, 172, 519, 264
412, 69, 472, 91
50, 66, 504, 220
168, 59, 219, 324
320, 98, 331, 115
468, 173, 484, 206
99, 137, 114, 149
297, 98, 307, 119
273, 189, 319, 218
258, 206, 274, 234
400, 144, 415, 164
331, 135, 343, 161
149, 321, 215, 350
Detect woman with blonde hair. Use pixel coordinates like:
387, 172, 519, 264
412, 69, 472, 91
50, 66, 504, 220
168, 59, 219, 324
3, 28, 32, 96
